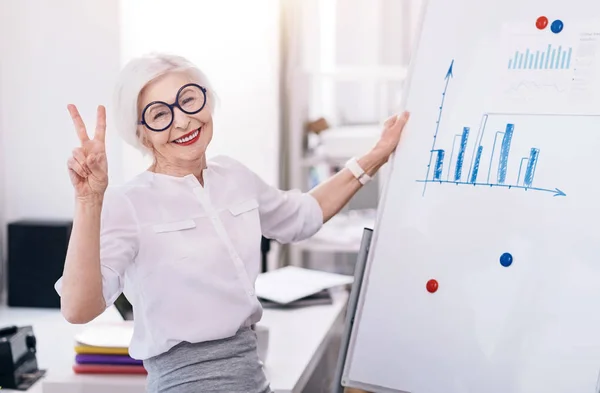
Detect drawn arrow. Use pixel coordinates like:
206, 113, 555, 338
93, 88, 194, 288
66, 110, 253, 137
416, 180, 566, 197
423, 59, 455, 196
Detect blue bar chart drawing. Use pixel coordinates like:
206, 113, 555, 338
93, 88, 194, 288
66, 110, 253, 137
433, 150, 445, 180
517, 157, 528, 185
421, 59, 454, 195
508, 45, 572, 70
524, 148, 540, 187
486, 130, 507, 183
470, 146, 483, 184
418, 59, 566, 197
497, 124, 514, 184
455, 127, 470, 181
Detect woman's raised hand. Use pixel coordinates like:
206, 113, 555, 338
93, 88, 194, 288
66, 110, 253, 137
374, 111, 410, 161
67, 104, 109, 203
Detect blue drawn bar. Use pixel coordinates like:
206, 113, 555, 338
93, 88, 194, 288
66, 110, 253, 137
518, 53, 523, 69
497, 123, 514, 184
447, 135, 461, 180
545, 44, 552, 68
454, 127, 470, 181
487, 131, 505, 183
467, 114, 488, 182
433, 150, 445, 180
540, 52, 546, 68
508, 45, 574, 70
524, 148, 540, 187
470, 146, 483, 183
517, 157, 528, 185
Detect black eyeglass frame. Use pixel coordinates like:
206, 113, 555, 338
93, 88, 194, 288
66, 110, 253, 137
138, 83, 207, 132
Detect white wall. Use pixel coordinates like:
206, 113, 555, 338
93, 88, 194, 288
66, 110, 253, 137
0, 0, 123, 225
0, 1, 283, 289
118, 0, 281, 186
0, 0, 281, 216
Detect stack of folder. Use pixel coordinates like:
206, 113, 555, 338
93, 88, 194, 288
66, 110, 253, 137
72, 322, 146, 375
73, 343, 146, 374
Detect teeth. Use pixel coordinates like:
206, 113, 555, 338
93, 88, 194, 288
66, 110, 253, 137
174, 129, 200, 144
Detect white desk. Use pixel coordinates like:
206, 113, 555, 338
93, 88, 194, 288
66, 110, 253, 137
0, 290, 347, 393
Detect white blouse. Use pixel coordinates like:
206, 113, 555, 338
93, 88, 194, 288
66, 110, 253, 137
54, 155, 324, 360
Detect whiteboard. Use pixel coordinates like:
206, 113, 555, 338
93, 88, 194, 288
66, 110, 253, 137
342, 0, 600, 392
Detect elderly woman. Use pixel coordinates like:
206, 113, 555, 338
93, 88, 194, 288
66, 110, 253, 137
56, 53, 409, 392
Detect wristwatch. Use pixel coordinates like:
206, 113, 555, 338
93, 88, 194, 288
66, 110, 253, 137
345, 157, 371, 185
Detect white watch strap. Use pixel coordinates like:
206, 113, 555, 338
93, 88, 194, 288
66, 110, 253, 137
345, 157, 371, 185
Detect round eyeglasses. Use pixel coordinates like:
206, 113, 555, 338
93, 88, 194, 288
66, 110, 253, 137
139, 83, 207, 132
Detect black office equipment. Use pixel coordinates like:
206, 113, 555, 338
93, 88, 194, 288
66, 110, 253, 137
7, 220, 72, 308
261, 236, 271, 272
0, 325, 46, 390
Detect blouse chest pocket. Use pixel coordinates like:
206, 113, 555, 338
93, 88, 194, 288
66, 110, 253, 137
144, 219, 199, 267
224, 198, 262, 255
228, 199, 259, 217
152, 219, 196, 233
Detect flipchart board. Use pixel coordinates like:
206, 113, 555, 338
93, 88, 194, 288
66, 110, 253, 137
340, 0, 600, 392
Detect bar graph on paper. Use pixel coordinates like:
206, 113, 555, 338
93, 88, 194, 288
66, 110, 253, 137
508, 44, 573, 70
417, 59, 566, 197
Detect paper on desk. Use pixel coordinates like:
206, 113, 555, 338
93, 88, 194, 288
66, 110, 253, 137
74, 321, 134, 348
255, 266, 354, 304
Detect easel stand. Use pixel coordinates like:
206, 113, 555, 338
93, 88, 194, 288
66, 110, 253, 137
332, 228, 373, 393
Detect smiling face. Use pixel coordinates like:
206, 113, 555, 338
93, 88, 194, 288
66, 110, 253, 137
137, 71, 213, 172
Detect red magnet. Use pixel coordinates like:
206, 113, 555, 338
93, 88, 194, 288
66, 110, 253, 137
536, 16, 548, 30
426, 279, 438, 293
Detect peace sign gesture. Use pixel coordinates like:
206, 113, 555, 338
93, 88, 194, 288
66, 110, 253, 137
67, 104, 109, 203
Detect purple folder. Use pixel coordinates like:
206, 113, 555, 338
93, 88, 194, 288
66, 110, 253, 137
75, 354, 143, 366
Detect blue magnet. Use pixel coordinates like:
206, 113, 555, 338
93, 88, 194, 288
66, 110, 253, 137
551, 20, 564, 34
500, 252, 513, 267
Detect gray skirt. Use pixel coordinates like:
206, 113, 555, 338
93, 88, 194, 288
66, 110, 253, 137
143, 327, 272, 393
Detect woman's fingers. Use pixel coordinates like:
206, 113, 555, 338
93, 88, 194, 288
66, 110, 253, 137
67, 156, 87, 179
68, 167, 81, 185
393, 111, 410, 131
94, 105, 106, 143
68, 104, 107, 145
374, 111, 411, 157
384, 111, 409, 137
68, 104, 90, 143
87, 153, 99, 170
86, 152, 107, 176
72, 148, 91, 175
383, 111, 409, 131
384, 114, 399, 128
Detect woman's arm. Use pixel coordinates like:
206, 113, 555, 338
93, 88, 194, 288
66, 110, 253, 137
59, 105, 109, 324
309, 111, 409, 223
61, 199, 106, 323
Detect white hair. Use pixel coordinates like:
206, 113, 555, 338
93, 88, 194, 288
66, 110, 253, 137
112, 52, 217, 155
